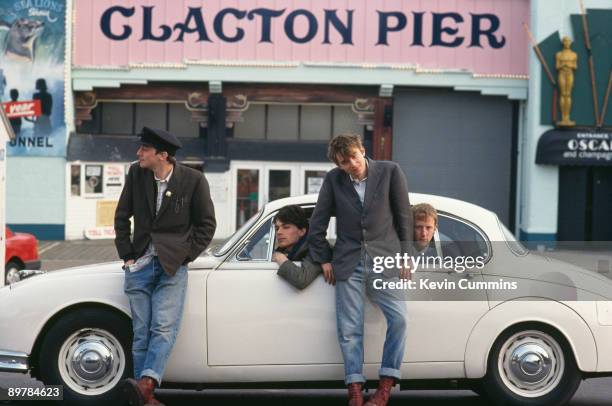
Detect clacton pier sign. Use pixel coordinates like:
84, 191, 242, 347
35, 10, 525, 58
74, 0, 529, 76
99, 6, 507, 48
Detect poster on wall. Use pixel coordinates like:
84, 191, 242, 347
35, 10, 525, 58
103, 164, 124, 198
95, 200, 118, 228
305, 171, 326, 194
0, 0, 66, 157
85, 164, 103, 194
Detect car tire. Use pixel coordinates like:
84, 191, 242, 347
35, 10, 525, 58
5, 261, 22, 284
38, 307, 133, 406
483, 324, 581, 406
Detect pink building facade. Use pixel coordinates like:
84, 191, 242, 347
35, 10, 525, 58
74, 0, 528, 77
69, 0, 531, 240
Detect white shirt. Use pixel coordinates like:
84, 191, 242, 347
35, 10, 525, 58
349, 160, 368, 205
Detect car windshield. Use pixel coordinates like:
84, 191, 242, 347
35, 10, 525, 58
498, 218, 529, 256
213, 209, 264, 256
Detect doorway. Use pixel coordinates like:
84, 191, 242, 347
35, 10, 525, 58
558, 167, 612, 241
232, 162, 333, 229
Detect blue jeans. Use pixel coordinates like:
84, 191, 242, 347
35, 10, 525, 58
335, 254, 408, 384
123, 257, 188, 384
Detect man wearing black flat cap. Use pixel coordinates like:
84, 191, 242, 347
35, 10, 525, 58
114, 126, 216, 406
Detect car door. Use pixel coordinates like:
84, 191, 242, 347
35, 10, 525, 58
365, 213, 492, 365
206, 211, 342, 367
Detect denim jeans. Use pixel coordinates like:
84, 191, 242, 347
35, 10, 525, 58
123, 256, 188, 384
335, 254, 408, 384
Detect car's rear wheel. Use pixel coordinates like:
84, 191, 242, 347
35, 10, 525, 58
5, 261, 22, 284
38, 308, 132, 406
483, 324, 581, 406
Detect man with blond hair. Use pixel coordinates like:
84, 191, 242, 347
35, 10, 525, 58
412, 203, 438, 256
308, 133, 413, 406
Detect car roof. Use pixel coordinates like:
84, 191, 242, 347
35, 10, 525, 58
263, 193, 506, 241
263, 193, 500, 230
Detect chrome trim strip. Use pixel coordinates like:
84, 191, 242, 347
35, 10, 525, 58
0, 350, 29, 372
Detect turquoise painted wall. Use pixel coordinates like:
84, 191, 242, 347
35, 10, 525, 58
6, 157, 65, 240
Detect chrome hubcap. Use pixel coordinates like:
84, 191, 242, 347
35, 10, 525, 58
58, 328, 125, 396
71, 341, 114, 381
498, 330, 564, 398
6, 268, 20, 284
510, 343, 552, 382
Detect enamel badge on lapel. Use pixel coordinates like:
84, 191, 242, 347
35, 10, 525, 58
165, 191, 172, 198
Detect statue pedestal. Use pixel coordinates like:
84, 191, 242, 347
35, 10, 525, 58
556, 120, 576, 127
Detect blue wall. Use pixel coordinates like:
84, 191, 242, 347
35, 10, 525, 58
6, 157, 65, 240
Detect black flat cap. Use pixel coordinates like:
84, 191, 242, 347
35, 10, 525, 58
138, 126, 182, 156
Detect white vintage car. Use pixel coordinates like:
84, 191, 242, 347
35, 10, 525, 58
1, 193, 612, 406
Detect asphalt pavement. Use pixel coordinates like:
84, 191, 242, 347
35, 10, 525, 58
0, 375, 610, 405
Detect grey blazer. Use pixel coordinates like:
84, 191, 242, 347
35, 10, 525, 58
307, 158, 413, 281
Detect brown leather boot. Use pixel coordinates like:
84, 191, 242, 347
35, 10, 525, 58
145, 395, 166, 406
347, 382, 364, 406
364, 376, 395, 406
122, 376, 163, 406
138, 377, 166, 406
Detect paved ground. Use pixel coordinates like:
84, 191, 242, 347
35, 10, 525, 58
0, 376, 610, 405
2, 239, 612, 404
36, 239, 130, 270
35, 239, 229, 270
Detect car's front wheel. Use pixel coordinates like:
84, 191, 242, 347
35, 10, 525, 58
38, 308, 132, 406
483, 324, 581, 406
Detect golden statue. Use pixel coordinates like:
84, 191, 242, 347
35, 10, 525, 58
556, 36, 578, 127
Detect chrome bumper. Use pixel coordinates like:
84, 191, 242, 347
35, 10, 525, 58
0, 350, 29, 373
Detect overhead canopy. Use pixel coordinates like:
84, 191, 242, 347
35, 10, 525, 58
536, 129, 612, 166
67, 133, 230, 172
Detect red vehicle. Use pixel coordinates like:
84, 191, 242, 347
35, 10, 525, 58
5, 227, 41, 284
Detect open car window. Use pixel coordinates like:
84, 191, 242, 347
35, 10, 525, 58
235, 218, 274, 261
214, 209, 263, 256
269, 206, 336, 250
231, 204, 337, 262
437, 214, 491, 262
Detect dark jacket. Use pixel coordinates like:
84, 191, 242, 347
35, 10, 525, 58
308, 158, 413, 281
114, 163, 216, 276
276, 240, 323, 290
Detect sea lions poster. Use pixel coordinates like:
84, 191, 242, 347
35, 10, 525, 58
0, 0, 66, 156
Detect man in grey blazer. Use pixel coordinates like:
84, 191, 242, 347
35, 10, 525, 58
115, 127, 216, 406
308, 133, 413, 406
